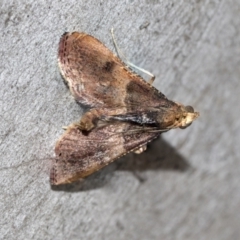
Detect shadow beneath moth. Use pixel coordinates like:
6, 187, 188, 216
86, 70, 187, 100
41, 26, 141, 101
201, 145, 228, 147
50, 32, 199, 185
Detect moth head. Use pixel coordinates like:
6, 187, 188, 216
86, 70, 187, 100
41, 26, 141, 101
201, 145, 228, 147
158, 104, 199, 130
175, 105, 199, 129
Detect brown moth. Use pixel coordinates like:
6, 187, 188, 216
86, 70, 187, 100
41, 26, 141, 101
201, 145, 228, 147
50, 32, 199, 185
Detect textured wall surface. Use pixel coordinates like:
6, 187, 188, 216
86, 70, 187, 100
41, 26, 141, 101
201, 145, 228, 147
1, 0, 240, 239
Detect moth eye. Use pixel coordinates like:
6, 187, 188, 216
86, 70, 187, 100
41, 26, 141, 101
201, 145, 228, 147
185, 105, 194, 113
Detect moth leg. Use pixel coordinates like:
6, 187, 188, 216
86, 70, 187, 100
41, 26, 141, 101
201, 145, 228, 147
78, 108, 127, 131
127, 62, 155, 84
133, 144, 147, 154
111, 28, 155, 85
78, 109, 100, 131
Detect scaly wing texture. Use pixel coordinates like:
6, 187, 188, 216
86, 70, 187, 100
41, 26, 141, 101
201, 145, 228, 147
58, 32, 172, 110
50, 123, 159, 185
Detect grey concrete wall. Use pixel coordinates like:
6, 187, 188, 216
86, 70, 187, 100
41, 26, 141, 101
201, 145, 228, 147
1, 0, 240, 239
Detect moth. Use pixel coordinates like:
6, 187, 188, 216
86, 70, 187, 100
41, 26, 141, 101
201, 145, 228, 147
50, 32, 199, 185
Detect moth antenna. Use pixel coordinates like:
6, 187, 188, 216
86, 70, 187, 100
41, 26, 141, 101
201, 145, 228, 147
111, 28, 155, 84
147, 129, 169, 133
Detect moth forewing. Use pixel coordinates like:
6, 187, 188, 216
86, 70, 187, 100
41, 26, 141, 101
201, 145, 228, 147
50, 122, 160, 185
